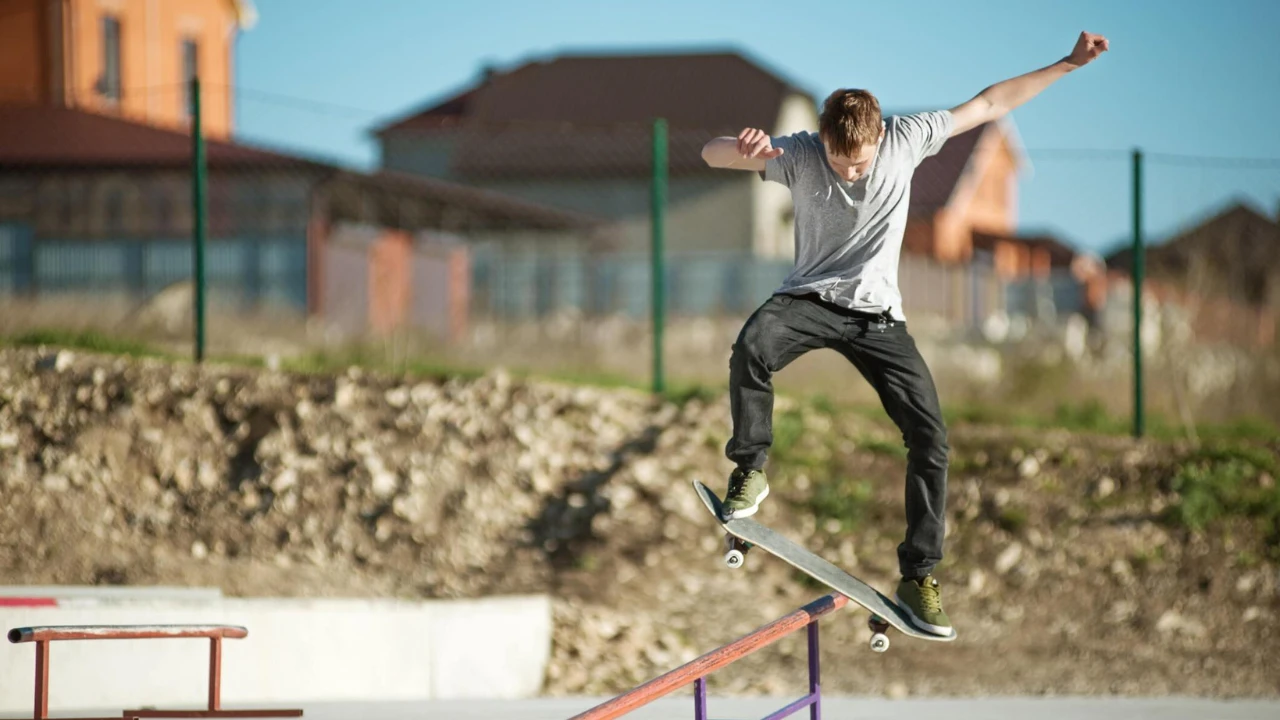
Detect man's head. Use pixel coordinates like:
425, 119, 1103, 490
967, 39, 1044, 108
819, 89, 884, 182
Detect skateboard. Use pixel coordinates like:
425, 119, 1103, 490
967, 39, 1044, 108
693, 480, 956, 652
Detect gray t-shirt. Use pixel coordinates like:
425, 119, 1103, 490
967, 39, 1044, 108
763, 110, 954, 321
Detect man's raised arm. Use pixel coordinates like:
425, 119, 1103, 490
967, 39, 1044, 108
702, 128, 784, 171
948, 31, 1109, 136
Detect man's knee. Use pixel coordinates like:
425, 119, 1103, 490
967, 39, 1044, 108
907, 420, 949, 465
733, 315, 783, 370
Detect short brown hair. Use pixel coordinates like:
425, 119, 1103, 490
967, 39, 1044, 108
819, 89, 882, 157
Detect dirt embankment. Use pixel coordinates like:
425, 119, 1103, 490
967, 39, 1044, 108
0, 347, 1276, 697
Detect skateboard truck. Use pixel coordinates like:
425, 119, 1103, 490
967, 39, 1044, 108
723, 534, 754, 569
868, 615, 891, 652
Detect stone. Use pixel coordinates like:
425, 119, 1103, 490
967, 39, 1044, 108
1017, 456, 1041, 479
995, 542, 1023, 575
1092, 476, 1116, 500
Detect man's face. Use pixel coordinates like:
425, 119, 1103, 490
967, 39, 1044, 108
822, 126, 884, 182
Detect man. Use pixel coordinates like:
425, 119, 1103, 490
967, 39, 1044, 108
700, 31, 1109, 636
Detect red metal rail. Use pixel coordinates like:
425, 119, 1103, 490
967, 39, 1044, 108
7, 623, 302, 720
570, 593, 848, 720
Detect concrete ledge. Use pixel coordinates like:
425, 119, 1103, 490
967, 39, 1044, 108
0, 594, 550, 711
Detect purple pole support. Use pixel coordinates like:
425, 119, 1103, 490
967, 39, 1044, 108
808, 620, 821, 720
694, 676, 707, 720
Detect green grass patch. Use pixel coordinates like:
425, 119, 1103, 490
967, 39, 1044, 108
1162, 447, 1280, 554
859, 437, 908, 460
1130, 545, 1166, 573
996, 506, 1029, 534
4, 329, 167, 358
805, 478, 874, 533
770, 407, 808, 462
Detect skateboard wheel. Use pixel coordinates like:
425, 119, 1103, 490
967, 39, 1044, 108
869, 633, 890, 653
724, 548, 745, 569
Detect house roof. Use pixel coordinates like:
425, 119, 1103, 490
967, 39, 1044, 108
373, 50, 814, 178
0, 104, 324, 170
0, 105, 596, 233
1106, 201, 1280, 305
374, 50, 812, 137
374, 52, 1017, 207
974, 230, 1080, 267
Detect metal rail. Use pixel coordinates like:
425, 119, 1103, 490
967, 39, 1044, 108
570, 593, 848, 720
7, 623, 302, 720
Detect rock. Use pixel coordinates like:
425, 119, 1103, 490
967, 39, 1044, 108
1233, 568, 1254, 591
334, 381, 358, 409
995, 542, 1023, 575
1105, 600, 1136, 625
191, 541, 208, 559
1259, 472, 1275, 490
385, 387, 410, 409
968, 568, 987, 594
1017, 456, 1041, 479
42, 474, 70, 491
1155, 611, 1206, 638
272, 468, 299, 493
0, 431, 18, 450
371, 471, 398, 498
886, 682, 909, 700
37, 351, 75, 373
1092, 476, 1117, 500
1243, 606, 1263, 623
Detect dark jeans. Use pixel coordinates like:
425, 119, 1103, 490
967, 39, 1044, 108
725, 292, 949, 579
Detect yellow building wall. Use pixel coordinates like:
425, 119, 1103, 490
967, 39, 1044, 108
65, 0, 236, 137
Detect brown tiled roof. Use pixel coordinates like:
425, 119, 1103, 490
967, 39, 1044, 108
974, 230, 1080, 267
1106, 202, 1280, 305
374, 52, 1002, 205
0, 105, 600, 233
0, 105, 323, 170
374, 51, 808, 137
373, 51, 811, 178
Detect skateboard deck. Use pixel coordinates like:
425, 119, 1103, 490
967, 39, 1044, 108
693, 480, 956, 648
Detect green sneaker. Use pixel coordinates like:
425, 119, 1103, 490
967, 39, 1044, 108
722, 468, 769, 520
895, 575, 954, 636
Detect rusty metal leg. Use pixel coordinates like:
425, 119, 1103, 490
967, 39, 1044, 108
35, 640, 50, 720
208, 637, 222, 712
693, 677, 707, 720
808, 621, 821, 720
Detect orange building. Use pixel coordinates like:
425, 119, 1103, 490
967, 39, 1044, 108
0, 0, 255, 138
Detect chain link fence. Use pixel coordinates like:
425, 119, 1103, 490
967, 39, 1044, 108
2, 70, 1278, 425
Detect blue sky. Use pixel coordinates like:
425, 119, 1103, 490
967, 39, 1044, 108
235, 0, 1280, 254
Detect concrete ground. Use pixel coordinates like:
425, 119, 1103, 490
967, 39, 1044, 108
313, 697, 1280, 719
11, 696, 1271, 720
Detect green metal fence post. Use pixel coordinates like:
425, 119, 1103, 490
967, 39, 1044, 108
1131, 148, 1144, 438
651, 118, 668, 395
191, 76, 208, 363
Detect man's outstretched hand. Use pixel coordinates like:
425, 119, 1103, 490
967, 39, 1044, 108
1066, 31, 1109, 68
737, 128, 784, 160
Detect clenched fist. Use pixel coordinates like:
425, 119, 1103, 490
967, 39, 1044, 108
1066, 31, 1109, 68
737, 128, 784, 160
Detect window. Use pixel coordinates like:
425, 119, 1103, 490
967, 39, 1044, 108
182, 38, 198, 118
101, 16, 122, 102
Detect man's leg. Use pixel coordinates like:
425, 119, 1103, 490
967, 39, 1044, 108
723, 294, 834, 516
832, 322, 949, 579
834, 321, 953, 634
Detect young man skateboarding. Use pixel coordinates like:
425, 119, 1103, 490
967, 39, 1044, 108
700, 32, 1109, 635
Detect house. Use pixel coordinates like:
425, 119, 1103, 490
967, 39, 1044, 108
374, 50, 1077, 322
0, 0, 255, 139
1105, 200, 1280, 345
0, 0, 595, 341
